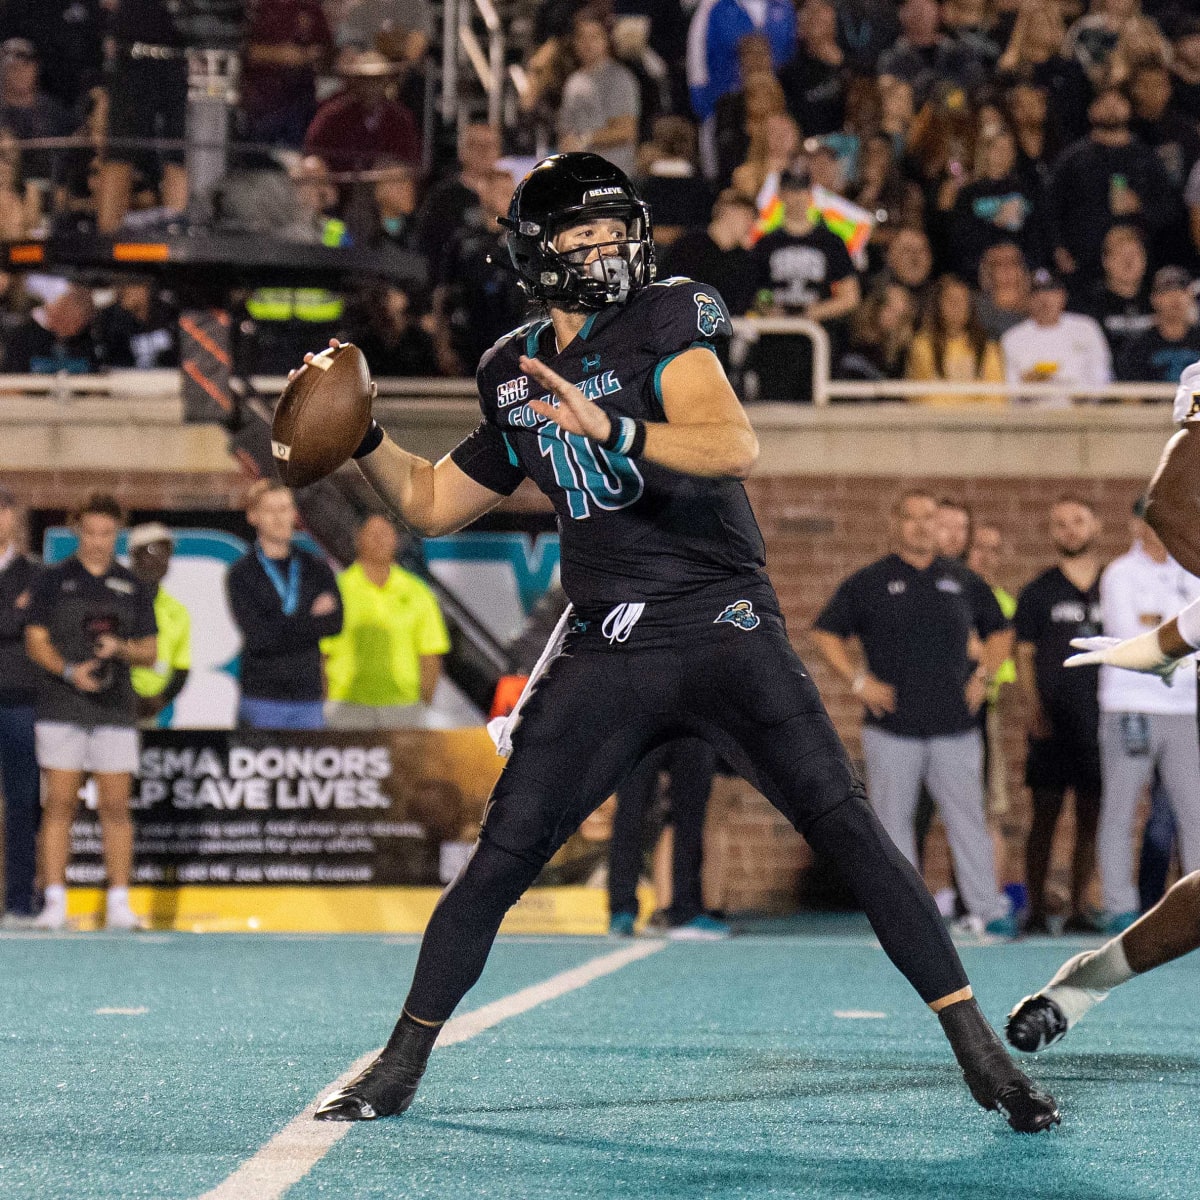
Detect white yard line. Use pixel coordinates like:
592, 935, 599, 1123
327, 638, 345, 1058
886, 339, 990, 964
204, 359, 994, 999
196, 939, 666, 1200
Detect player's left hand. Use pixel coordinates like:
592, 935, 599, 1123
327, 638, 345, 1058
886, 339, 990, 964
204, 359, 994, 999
519, 355, 612, 442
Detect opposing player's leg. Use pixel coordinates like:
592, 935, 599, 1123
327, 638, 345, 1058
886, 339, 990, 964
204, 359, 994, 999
1007, 869, 1200, 1052
689, 620, 1058, 1132
315, 648, 662, 1121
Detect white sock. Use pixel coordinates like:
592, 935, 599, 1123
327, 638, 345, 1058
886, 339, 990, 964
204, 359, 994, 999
44, 884, 66, 909
107, 886, 130, 908
1043, 939, 1135, 1027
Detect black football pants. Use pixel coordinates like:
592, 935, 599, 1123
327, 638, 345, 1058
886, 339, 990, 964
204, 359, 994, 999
404, 582, 969, 1021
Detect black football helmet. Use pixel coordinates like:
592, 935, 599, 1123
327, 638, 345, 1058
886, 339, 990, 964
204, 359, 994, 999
499, 153, 655, 310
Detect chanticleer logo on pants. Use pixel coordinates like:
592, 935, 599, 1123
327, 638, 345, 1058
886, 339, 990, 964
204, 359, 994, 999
714, 600, 759, 630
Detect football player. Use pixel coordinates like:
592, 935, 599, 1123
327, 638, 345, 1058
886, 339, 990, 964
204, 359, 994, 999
309, 153, 1058, 1132
1009, 360, 1200, 1053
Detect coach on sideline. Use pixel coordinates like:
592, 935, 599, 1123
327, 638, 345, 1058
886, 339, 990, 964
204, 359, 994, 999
812, 489, 1015, 937
227, 481, 342, 730
25, 493, 157, 931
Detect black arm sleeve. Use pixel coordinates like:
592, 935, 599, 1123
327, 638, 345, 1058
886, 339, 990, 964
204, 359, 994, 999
966, 568, 1007, 637
813, 575, 861, 637
449, 421, 526, 495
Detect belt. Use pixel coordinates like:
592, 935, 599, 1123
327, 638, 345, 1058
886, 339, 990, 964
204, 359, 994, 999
126, 42, 188, 61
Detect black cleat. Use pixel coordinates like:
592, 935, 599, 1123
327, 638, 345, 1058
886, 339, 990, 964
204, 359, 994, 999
314, 1012, 440, 1122
939, 997, 1061, 1133
1006, 994, 1070, 1054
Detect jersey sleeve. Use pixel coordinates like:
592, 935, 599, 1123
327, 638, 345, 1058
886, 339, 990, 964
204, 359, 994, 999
813, 574, 862, 638
23, 567, 59, 628
1012, 581, 1043, 644
964, 568, 1007, 638
449, 421, 526, 495
646, 279, 734, 354
1172, 358, 1200, 425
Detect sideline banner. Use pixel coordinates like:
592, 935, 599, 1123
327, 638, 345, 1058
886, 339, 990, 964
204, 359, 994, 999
67, 728, 503, 889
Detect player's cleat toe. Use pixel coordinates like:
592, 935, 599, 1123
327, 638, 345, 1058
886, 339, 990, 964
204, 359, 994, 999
1006, 994, 1069, 1053
313, 1053, 422, 1121
313, 1086, 383, 1121
992, 1079, 1061, 1134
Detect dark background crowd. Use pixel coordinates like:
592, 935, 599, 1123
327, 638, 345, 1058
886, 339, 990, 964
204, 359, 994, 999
1, 0, 1200, 395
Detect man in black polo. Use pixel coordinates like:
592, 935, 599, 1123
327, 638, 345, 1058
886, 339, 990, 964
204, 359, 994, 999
812, 489, 1014, 937
0, 485, 41, 927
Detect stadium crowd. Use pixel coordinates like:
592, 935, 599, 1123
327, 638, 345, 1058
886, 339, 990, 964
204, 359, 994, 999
1, 0, 1200, 394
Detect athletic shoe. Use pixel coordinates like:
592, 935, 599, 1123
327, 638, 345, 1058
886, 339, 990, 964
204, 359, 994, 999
105, 903, 146, 932
667, 914, 731, 941
1006, 993, 1070, 1053
1021, 915, 1051, 936
315, 1014, 439, 1121
985, 914, 1019, 939
32, 903, 68, 931
1103, 910, 1138, 935
608, 912, 636, 937
0, 912, 39, 930
1062, 910, 1104, 935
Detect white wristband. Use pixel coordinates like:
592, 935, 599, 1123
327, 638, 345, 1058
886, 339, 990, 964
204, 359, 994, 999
1175, 595, 1200, 651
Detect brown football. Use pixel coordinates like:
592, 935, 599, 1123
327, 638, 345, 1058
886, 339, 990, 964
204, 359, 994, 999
271, 343, 375, 487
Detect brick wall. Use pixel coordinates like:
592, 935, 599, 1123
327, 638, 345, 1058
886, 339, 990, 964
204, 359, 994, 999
1, 470, 248, 520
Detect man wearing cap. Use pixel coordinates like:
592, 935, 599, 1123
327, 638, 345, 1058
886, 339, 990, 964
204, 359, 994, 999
1000, 269, 1112, 403
1091, 501, 1200, 932
0, 38, 73, 186
1116, 267, 1200, 384
0, 485, 42, 926
128, 524, 191, 729
749, 166, 860, 399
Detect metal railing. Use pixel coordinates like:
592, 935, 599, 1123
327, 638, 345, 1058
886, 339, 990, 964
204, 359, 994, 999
441, 0, 506, 129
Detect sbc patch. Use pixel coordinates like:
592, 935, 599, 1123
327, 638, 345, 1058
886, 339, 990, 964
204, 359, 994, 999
497, 376, 529, 407
694, 292, 725, 338
714, 600, 760, 630
1188, 392, 1200, 420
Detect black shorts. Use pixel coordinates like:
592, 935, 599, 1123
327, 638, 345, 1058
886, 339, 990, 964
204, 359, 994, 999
106, 56, 188, 174
481, 577, 858, 863
1025, 729, 1102, 794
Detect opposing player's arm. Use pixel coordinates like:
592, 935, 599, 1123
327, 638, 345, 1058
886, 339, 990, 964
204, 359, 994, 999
1146, 425, 1200, 575
355, 436, 509, 538
521, 347, 758, 479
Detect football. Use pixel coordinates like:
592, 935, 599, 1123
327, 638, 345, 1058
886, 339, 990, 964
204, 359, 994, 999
271, 343, 375, 488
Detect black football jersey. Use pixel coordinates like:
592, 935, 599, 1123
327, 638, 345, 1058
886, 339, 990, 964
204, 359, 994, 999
450, 278, 767, 618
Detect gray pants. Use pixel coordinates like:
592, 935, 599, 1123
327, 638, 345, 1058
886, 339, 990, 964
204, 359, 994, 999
861, 726, 1006, 921
1098, 711, 1200, 915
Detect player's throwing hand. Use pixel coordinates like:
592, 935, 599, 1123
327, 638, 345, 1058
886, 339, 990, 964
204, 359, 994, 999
520, 354, 612, 442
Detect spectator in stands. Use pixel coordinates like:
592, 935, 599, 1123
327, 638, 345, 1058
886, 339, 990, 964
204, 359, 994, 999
1049, 85, 1180, 284
834, 0, 901, 75
750, 167, 860, 399
334, 0, 434, 53
413, 123, 501, 282
0, 130, 30, 240
226, 481, 343, 731
1064, 0, 1166, 86
905, 81, 979, 232
996, 1, 1090, 144
878, 0, 987, 109
849, 132, 925, 272
812, 489, 1015, 937
241, 0, 334, 148
935, 497, 973, 561
1170, 17, 1200, 124
351, 284, 438, 377
710, 35, 777, 186
303, 50, 420, 173
1188, 159, 1200, 262
778, 0, 847, 137
1004, 78, 1062, 194
3, 0, 105, 111
0, 269, 34, 341
322, 514, 449, 730
94, 0, 189, 234
1117, 266, 1200, 383
636, 116, 712, 245
1014, 496, 1105, 934
663, 189, 759, 317
686, 0, 796, 124
878, 226, 934, 310
432, 167, 526, 377
837, 280, 916, 381
948, 121, 1047, 280
1001, 268, 1112, 401
0, 38, 73, 188
879, 76, 917, 155
1128, 62, 1200, 194
127, 524, 190, 729
557, 14, 641, 178
1, 282, 97, 375
0, 485, 41, 927
25, 493, 157, 931
975, 240, 1030, 339
727, 92, 795, 203
371, 161, 419, 249
1077, 223, 1154, 360
96, 283, 178, 370
941, 0, 1004, 65
1096, 503, 1200, 931
612, 15, 672, 143
906, 274, 1005, 404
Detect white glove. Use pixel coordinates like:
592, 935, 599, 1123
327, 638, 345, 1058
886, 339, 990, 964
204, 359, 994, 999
1064, 633, 1180, 682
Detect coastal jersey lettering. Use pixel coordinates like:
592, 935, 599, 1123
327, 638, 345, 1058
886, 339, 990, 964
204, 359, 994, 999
450, 279, 767, 618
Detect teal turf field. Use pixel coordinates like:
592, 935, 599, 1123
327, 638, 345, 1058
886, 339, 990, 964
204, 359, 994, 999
2, 918, 1197, 1199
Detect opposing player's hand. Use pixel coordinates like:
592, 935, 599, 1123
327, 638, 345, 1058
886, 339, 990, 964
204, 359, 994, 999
1065, 635, 1179, 682
519, 355, 612, 442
